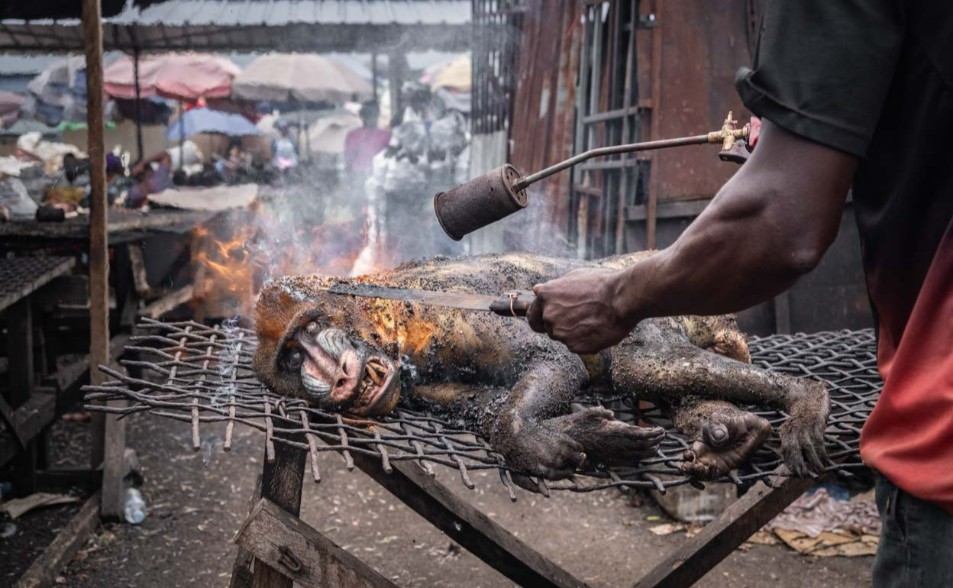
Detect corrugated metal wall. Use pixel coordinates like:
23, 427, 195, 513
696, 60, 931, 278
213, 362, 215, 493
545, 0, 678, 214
509, 0, 581, 233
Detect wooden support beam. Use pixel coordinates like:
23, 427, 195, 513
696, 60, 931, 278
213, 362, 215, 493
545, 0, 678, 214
83, 0, 125, 521
235, 499, 398, 588
6, 297, 34, 408
351, 455, 591, 588
645, 0, 664, 249
15, 491, 102, 588
138, 285, 193, 320
632, 474, 814, 588
230, 435, 309, 588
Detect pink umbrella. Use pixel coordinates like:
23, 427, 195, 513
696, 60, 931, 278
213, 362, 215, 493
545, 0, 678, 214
104, 53, 241, 101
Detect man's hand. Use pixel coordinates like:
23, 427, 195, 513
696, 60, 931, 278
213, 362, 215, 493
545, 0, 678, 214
527, 268, 638, 354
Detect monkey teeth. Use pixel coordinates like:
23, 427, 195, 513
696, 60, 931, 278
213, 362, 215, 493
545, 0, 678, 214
355, 359, 388, 408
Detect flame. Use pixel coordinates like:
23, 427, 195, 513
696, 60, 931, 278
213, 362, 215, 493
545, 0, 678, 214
356, 298, 437, 355
192, 204, 388, 318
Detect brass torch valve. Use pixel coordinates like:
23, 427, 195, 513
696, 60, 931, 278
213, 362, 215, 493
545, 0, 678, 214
708, 111, 755, 164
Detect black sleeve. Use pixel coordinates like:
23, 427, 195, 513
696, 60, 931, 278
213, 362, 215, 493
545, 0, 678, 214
735, 0, 904, 157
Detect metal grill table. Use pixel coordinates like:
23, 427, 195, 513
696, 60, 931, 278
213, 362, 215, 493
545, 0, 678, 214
0, 257, 76, 491
85, 321, 881, 588
0, 256, 75, 312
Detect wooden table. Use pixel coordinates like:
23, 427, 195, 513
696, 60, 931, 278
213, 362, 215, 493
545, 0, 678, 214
0, 257, 75, 494
0, 209, 217, 246
0, 210, 217, 502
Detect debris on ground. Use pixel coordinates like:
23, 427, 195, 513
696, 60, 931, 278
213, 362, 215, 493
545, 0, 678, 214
1, 493, 81, 520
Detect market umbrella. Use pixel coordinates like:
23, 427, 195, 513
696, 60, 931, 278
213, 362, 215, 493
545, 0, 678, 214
104, 53, 240, 101
24, 56, 88, 125
422, 54, 471, 92
232, 54, 373, 103
307, 110, 362, 155
165, 108, 262, 141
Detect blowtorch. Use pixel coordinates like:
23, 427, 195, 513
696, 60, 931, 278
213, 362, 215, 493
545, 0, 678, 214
434, 112, 756, 241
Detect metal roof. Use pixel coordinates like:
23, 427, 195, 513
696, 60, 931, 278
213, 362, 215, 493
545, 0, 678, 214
119, 1, 471, 26
0, 0, 471, 54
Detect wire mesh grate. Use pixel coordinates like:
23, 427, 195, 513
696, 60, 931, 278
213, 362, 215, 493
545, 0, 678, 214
83, 319, 879, 494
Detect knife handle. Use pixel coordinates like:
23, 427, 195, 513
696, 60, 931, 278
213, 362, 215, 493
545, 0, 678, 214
489, 290, 536, 318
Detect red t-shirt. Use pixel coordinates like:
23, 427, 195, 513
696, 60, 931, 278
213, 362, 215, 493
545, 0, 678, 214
737, 0, 953, 511
344, 128, 391, 175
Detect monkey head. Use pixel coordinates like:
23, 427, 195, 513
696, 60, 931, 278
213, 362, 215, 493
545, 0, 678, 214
252, 276, 401, 417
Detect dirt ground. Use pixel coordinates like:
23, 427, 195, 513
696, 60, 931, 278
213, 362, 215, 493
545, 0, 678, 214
5, 412, 873, 588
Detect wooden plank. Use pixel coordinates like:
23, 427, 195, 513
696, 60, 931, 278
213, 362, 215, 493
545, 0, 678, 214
235, 499, 398, 588
15, 490, 102, 588
645, 0, 664, 249
250, 434, 308, 588
83, 0, 125, 521
6, 297, 34, 408
10, 389, 56, 450
632, 474, 814, 588
138, 285, 194, 319
350, 454, 590, 588
127, 244, 151, 298
624, 199, 710, 222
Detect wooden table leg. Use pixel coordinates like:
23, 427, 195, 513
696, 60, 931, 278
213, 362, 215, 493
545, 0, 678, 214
229, 437, 307, 588
351, 453, 590, 588
6, 297, 34, 408
632, 474, 815, 588
7, 297, 36, 495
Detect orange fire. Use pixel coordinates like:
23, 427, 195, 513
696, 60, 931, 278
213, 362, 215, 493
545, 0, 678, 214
192, 205, 382, 319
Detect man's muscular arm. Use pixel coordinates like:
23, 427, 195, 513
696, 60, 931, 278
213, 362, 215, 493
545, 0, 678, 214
528, 119, 858, 354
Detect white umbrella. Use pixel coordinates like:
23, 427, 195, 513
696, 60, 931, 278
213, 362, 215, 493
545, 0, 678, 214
307, 111, 362, 155
232, 54, 373, 103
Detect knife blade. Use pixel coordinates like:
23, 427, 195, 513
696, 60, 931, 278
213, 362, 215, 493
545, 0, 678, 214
327, 283, 536, 318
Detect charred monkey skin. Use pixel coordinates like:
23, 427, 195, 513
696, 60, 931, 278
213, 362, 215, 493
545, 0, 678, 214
253, 251, 830, 481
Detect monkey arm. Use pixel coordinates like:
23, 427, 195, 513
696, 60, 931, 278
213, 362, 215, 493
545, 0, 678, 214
610, 321, 829, 477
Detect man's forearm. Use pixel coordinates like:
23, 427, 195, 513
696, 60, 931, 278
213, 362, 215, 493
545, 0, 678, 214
527, 120, 857, 355
610, 121, 856, 324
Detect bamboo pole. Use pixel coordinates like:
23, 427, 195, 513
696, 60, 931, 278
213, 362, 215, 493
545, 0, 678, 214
133, 45, 144, 162
83, 0, 125, 520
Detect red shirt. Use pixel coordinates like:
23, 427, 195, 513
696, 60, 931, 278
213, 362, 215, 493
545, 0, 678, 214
344, 128, 390, 175
737, 0, 953, 511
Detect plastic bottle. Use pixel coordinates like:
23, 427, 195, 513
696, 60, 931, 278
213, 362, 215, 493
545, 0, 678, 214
123, 488, 147, 524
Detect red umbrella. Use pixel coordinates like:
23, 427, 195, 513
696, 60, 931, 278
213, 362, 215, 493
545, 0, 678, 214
104, 53, 241, 102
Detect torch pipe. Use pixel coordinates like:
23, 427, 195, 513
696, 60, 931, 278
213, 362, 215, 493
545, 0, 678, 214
515, 134, 711, 190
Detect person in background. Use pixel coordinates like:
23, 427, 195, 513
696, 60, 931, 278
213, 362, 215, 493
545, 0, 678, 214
215, 138, 247, 184
271, 120, 298, 172
344, 102, 391, 177
105, 153, 128, 204
127, 150, 172, 208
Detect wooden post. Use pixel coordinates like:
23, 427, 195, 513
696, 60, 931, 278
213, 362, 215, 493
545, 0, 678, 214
632, 474, 814, 588
645, 0, 664, 250
6, 298, 34, 408
228, 436, 308, 588
371, 52, 379, 105
83, 0, 125, 520
132, 45, 144, 162
387, 52, 408, 126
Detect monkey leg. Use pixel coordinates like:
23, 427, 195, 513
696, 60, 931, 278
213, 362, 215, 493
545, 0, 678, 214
611, 319, 830, 477
485, 355, 663, 481
670, 398, 771, 480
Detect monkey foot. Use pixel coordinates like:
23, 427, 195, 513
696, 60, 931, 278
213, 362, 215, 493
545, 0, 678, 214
680, 411, 771, 480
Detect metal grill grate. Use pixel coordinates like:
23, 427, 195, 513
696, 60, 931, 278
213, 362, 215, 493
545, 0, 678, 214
83, 320, 879, 495
0, 256, 75, 312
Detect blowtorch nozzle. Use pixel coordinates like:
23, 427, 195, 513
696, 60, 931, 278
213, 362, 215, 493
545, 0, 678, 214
434, 112, 752, 241
434, 164, 528, 241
